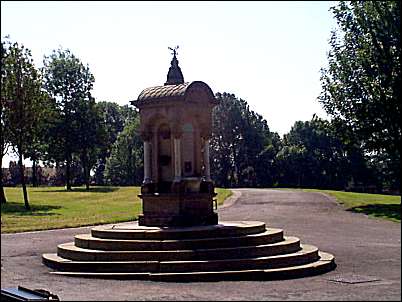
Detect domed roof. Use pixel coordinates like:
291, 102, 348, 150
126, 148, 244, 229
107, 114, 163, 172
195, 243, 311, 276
133, 81, 216, 107
137, 82, 190, 102
131, 48, 217, 107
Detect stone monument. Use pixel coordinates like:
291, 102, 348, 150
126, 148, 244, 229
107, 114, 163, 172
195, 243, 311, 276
132, 46, 217, 227
42, 48, 336, 281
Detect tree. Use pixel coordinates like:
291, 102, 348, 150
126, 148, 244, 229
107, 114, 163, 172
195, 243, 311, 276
104, 116, 143, 186
1, 39, 45, 209
22, 88, 53, 187
210, 92, 278, 188
276, 115, 376, 190
42, 48, 95, 190
277, 117, 345, 188
0, 38, 11, 203
92, 102, 134, 185
319, 1, 401, 190
75, 95, 103, 190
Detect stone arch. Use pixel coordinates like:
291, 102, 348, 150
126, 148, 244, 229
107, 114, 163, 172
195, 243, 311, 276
157, 122, 173, 187
181, 122, 195, 177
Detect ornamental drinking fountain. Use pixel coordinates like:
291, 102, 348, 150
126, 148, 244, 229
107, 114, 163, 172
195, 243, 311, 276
134, 46, 218, 227
42, 48, 335, 281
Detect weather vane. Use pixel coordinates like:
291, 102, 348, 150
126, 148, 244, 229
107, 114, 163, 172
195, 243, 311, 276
168, 45, 179, 57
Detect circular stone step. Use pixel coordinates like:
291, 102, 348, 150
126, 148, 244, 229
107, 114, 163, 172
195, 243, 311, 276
42, 220, 336, 281
57, 236, 301, 261
91, 221, 266, 240
47, 252, 335, 281
75, 228, 284, 251
149, 252, 336, 282
42, 244, 318, 273
157, 244, 319, 273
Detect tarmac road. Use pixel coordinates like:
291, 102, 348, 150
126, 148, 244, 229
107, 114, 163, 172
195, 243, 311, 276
1, 189, 401, 301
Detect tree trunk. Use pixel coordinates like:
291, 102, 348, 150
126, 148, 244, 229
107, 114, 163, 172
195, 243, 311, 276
32, 158, 37, 187
66, 156, 72, 191
83, 163, 89, 190
82, 152, 90, 190
18, 153, 30, 210
0, 154, 6, 204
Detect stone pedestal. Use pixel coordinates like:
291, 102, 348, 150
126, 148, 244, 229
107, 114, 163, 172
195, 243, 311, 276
139, 177, 217, 227
138, 192, 218, 227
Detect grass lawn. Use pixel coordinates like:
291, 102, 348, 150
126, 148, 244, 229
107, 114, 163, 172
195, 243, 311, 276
1, 186, 232, 233
215, 187, 233, 206
299, 189, 400, 223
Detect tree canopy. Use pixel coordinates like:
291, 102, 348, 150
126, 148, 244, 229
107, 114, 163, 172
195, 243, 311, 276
104, 114, 143, 186
2, 18, 400, 195
210, 92, 280, 188
319, 1, 400, 190
1, 38, 47, 208
42, 48, 96, 190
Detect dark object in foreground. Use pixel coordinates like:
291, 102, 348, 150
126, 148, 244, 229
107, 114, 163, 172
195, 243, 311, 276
1, 286, 60, 301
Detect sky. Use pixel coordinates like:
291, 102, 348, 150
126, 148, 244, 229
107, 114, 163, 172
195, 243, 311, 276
1, 1, 338, 167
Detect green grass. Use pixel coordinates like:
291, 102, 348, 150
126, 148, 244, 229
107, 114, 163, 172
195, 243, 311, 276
215, 187, 233, 206
0, 186, 233, 233
297, 188, 400, 223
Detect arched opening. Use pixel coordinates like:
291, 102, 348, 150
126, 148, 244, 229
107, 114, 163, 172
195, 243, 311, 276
182, 123, 194, 177
157, 123, 172, 191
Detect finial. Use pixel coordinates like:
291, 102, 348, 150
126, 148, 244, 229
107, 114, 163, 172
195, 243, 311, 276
165, 45, 184, 85
168, 45, 179, 58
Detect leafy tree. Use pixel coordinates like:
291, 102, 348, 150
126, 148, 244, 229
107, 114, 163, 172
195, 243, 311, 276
24, 90, 53, 187
210, 92, 279, 188
104, 115, 143, 186
319, 1, 401, 190
42, 48, 95, 190
0, 38, 11, 202
75, 95, 103, 189
255, 132, 282, 187
276, 144, 312, 188
276, 116, 375, 190
277, 117, 345, 188
93, 102, 135, 185
1, 39, 45, 209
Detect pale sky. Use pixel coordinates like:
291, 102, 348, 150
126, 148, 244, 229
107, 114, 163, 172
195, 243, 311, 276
1, 1, 338, 166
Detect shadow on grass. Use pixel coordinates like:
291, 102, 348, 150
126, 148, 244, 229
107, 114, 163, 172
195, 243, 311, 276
348, 204, 401, 222
36, 187, 120, 193
1, 202, 61, 216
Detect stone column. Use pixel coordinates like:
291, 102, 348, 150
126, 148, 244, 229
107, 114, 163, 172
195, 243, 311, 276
143, 140, 151, 184
204, 138, 211, 181
173, 137, 182, 182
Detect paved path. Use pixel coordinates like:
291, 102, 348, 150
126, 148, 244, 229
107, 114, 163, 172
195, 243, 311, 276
1, 189, 400, 301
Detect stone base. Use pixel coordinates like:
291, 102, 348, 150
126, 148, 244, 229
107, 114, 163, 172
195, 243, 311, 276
138, 192, 218, 227
42, 220, 336, 281
138, 212, 218, 227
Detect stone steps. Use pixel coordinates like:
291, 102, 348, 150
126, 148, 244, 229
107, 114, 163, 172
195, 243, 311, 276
46, 252, 335, 281
42, 221, 336, 281
43, 244, 318, 273
150, 251, 335, 282
58, 236, 301, 261
74, 228, 284, 251
91, 221, 266, 240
